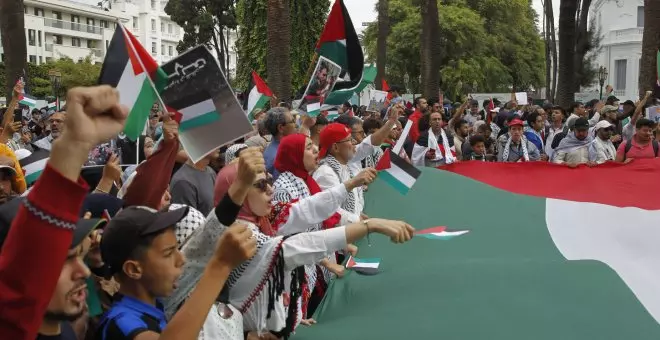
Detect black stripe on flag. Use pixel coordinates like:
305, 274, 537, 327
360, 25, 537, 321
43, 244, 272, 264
165, 90, 213, 111
242, 74, 255, 110
390, 151, 421, 179
98, 27, 128, 87
20, 148, 49, 168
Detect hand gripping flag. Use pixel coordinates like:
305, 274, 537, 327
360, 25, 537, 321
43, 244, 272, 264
375, 149, 421, 195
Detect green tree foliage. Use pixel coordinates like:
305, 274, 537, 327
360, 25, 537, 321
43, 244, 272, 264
234, 0, 328, 94
165, 0, 237, 73
363, 0, 545, 99
0, 57, 101, 99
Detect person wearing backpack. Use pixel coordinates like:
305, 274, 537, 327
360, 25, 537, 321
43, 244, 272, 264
615, 118, 658, 163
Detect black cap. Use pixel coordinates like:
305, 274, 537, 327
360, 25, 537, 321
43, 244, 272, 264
574, 117, 590, 131
100, 205, 188, 276
0, 198, 106, 254
607, 95, 620, 102
623, 100, 635, 106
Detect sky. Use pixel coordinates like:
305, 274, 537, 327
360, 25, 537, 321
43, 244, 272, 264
344, 0, 559, 34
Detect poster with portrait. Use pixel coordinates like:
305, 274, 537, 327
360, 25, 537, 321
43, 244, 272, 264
367, 89, 388, 113
298, 56, 343, 109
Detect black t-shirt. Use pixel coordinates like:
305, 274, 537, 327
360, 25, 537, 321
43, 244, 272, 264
36, 322, 77, 340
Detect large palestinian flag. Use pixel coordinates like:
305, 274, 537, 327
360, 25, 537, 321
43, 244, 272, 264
316, 0, 363, 92
98, 25, 166, 140
293, 161, 660, 339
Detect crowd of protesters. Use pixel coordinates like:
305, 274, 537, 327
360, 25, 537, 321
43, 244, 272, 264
0, 79, 658, 340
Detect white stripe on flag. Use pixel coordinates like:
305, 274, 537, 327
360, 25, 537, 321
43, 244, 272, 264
386, 162, 417, 189
180, 99, 217, 122
393, 120, 413, 154
247, 86, 261, 114
429, 230, 469, 237
116, 60, 147, 109
24, 157, 48, 182
352, 262, 379, 269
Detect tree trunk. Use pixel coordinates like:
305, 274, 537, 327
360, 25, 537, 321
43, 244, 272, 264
548, 0, 558, 102
572, 0, 592, 92
376, 0, 389, 91
0, 0, 27, 100
639, 0, 660, 97
556, 0, 577, 107
267, 0, 291, 102
544, 0, 551, 100
419, 0, 440, 100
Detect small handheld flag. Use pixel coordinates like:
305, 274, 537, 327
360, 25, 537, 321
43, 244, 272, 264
375, 149, 421, 195
415, 226, 470, 240
346, 255, 380, 275
244, 71, 273, 121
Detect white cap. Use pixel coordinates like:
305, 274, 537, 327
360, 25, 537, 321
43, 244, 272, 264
594, 120, 614, 131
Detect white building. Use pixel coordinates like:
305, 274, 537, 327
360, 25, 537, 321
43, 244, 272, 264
0, 0, 185, 65
591, 0, 645, 101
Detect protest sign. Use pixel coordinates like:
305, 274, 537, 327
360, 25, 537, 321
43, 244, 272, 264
159, 45, 253, 163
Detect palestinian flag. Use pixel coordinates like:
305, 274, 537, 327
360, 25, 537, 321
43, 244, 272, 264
345, 256, 380, 275
415, 226, 470, 240
315, 0, 364, 91
18, 93, 36, 107
47, 100, 56, 111
166, 91, 219, 132
325, 110, 339, 121
19, 148, 49, 184
305, 98, 321, 117
296, 161, 660, 340
98, 25, 166, 140
375, 149, 421, 195
244, 71, 273, 121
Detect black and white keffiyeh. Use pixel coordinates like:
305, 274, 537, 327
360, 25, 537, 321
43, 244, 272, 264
320, 155, 356, 213
169, 203, 206, 249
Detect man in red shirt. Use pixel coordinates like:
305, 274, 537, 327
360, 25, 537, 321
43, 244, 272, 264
408, 97, 429, 143
615, 118, 658, 163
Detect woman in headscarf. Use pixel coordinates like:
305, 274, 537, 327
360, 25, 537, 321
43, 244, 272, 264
164, 148, 413, 339
272, 133, 375, 321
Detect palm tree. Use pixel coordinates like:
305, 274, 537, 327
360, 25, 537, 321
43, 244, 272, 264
0, 0, 27, 100
267, 0, 292, 102
556, 0, 577, 107
639, 0, 660, 97
419, 0, 440, 99
376, 0, 389, 91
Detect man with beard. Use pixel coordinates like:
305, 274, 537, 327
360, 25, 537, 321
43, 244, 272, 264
552, 118, 595, 167
34, 111, 65, 151
589, 120, 617, 164
0, 85, 126, 340
412, 111, 457, 167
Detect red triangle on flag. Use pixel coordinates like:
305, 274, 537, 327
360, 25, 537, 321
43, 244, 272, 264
316, 0, 347, 49
252, 71, 274, 97
416, 226, 447, 234
123, 26, 159, 76
375, 149, 392, 171
346, 255, 356, 268
166, 105, 183, 124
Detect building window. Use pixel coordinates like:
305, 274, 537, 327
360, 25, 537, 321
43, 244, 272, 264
151, 19, 156, 32
87, 40, 96, 48
615, 59, 627, 91
637, 6, 644, 27
168, 24, 172, 34
100, 20, 108, 28
161, 44, 165, 54
46, 57, 52, 62
87, 18, 95, 28
168, 45, 173, 56
71, 15, 80, 23
39, 56, 43, 64
29, 55, 37, 63
28, 29, 36, 46
52, 11, 61, 20
151, 0, 156, 8
54, 35, 62, 45
152, 42, 157, 54
133, 17, 138, 29
34, 7, 44, 16
161, 22, 165, 32
72, 37, 81, 47
38, 30, 42, 47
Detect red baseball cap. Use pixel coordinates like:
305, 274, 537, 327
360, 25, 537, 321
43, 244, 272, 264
508, 118, 524, 127
319, 123, 352, 158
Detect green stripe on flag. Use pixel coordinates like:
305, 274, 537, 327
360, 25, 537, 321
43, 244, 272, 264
124, 80, 158, 140
379, 170, 410, 195
25, 170, 43, 184
180, 111, 220, 131
249, 95, 270, 121
319, 41, 348, 70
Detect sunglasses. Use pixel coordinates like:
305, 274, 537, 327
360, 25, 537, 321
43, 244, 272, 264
253, 176, 274, 192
